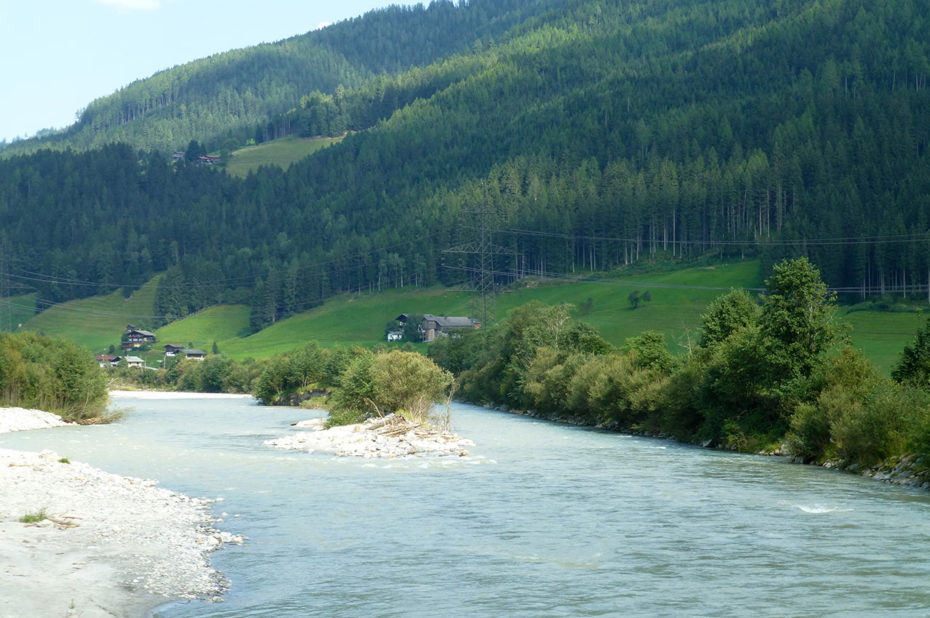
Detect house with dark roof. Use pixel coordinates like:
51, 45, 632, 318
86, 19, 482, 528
165, 344, 206, 360
420, 314, 481, 342
182, 348, 206, 361
124, 325, 156, 349
95, 354, 121, 368
164, 344, 185, 357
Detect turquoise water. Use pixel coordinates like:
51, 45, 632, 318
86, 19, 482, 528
2, 394, 930, 616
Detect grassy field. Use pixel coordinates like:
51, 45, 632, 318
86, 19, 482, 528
212, 261, 762, 359
21, 278, 161, 353
155, 305, 252, 351
218, 287, 476, 359
838, 308, 925, 374
493, 260, 765, 354
0, 294, 37, 331
7, 258, 925, 374
225, 136, 344, 178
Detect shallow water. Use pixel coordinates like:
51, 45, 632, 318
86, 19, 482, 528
2, 395, 930, 616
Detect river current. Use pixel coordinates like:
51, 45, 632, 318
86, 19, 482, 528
2, 393, 929, 616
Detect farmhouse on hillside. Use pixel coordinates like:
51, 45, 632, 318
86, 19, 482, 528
165, 344, 206, 360
95, 354, 121, 368
123, 325, 156, 350
420, 314, 481, 342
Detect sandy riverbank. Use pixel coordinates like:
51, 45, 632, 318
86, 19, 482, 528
0, 407, 242, 617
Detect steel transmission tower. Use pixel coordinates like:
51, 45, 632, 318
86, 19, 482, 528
0, 240, 10, 332
442, 203, 516, 326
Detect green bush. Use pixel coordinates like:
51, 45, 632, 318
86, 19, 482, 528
0, 332, 107, 421
831, 383, 909, 468
326, 350, 377, 421
370, 350, 453, 423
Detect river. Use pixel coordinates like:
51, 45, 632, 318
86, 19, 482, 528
2, 393, 930, 616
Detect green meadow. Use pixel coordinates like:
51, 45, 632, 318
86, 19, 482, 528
20, 277, 162, 353
0, 294, 37, 331
218, 287, 475, 359
155, 305, 252, 351
838, 308, 926, 374
225, 136, 344, 178
6, 259, 925, 374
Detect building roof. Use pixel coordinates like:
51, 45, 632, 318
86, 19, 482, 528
422, 314, 479, 329
182, 348, 206, 356
124, 356, 144, 363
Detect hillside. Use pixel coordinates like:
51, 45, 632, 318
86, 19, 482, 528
22, 277, 162, 353
0, 0, 929, 349
0, 0, 564, 157
14, 262, 922, 376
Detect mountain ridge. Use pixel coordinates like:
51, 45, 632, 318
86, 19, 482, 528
0, 0, 928, 338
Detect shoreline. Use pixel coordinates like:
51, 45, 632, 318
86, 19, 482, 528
0, 406, 243, 615
499, 404, 930, 491
109, 389, 253, 400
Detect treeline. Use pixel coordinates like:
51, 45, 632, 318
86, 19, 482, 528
1, 0, 560, 157
0, 332, 108, 421
1, 0, 930, 329
430, 258, 930, 471
114, 342, 453, 427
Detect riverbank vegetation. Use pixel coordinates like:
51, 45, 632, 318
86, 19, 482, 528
112, 342, 455, 429
430, 258, 930, 476
0, 332, 108, 421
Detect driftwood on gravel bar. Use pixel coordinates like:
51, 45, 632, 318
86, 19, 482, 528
370, 414, 423, 438
265, 413, 475, 458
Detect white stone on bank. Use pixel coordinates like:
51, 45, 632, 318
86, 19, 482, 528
0, 406, 245, 615
0, 407, 73, 434
266, 414, 475, 458
0, 448, 245, 616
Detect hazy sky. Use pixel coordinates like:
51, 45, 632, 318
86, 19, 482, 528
0, 0, 408, 143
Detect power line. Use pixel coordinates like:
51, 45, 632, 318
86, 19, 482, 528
443, 264, 767, 292
495, 227, 930, 247
443, 202, 518, 325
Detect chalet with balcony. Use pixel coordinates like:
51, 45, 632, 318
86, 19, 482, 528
124, 325, 156, 349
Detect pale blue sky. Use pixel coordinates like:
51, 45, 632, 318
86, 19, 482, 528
0, 0, 409, 143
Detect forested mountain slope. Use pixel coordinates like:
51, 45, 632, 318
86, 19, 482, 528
0, 0, 564, 156
1, 0, 928, 333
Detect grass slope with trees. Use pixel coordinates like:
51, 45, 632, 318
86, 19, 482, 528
9, 258, 927, 376
0, 0, 563, 157
0, 0, 928, 337
429, 258, 930, 482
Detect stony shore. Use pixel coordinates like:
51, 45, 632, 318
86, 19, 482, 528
0, 406, 243, 617
265, 413, 475, 458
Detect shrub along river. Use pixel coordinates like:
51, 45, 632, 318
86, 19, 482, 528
2, 393, 930, 616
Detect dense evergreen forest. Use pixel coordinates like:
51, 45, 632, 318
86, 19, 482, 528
0, 0, 563, 156
1, 0, 929, 330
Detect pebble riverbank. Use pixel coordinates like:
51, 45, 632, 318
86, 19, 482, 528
265, 414, 475, 458
0, 407, 243, 617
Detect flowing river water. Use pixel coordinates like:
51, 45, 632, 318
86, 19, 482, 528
2, 393, 930, 616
